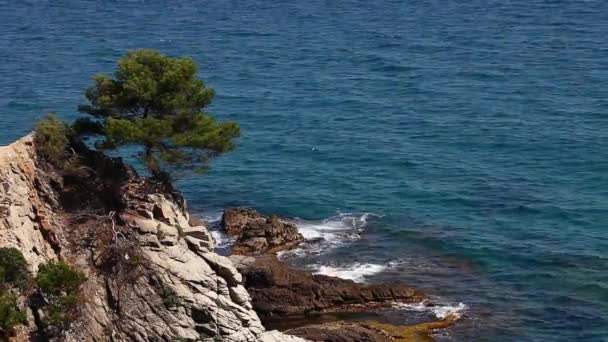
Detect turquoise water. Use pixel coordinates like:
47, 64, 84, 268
1, 1, 607, 340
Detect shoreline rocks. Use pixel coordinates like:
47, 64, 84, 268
220, 208, 463, 342
222, 208, 304, 255
230, 254, 425, 317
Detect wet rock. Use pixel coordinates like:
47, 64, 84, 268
222, 208, 304, 255
222, 208, 267, 235
234, 255, 425, 317
286, 322, 391, 342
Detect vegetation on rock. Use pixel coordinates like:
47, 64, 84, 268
0, 248, 28, 340
77, 49, 240, 180
0, 292, 27, 340
35, 261, 85, 330
34, 114, 71, 163
0, 248, 30, 290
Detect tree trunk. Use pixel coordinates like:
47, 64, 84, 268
145, 145, 172, 189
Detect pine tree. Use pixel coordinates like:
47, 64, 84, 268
77, 49, 240, 180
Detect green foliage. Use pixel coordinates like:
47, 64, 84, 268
71, 117, 104, 136
34, 114, 71, 162
0, 248, 30, 290
78, 49, 240, 179
36, 261, 85, 297
79, 49, 215, 118
0, 292, 27, 339
159, 287, 179, 308
35, 261, 85, 330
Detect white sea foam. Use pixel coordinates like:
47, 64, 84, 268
314, 263, 386, 283
394, 301, 467, 319
199, 211, 234, 249
196, 210, 377, 255
279, 212, 377, 258
210, 230, 236, 249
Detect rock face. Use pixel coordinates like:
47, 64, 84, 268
222, 208, 304, 255
230, 255, 425, 317
0, 135, 305, 342
0, 135, 59, 271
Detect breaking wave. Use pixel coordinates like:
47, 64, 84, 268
394, 301, 468, 320
279, 212, 378, 258
314, 263, 386, 283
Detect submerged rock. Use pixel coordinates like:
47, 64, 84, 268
222, 208, 304, 255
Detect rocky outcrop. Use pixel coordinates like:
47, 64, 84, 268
222, 208, 304, 255
286, 322, 392, 342
230, 255, 425, 317
0, 135, 305, 342
286, 316, 462, 342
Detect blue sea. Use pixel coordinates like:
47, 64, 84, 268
1, 1, 607, 341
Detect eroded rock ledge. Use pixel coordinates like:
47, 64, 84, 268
230, 255, 424, 317
0, 135, 304, 342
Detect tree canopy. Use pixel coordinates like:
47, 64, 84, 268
78, 49, 240, 179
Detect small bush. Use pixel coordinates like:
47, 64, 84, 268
35, 261, 85, 297
159, 287, 179, 308
35, 261, 85, 330
0, 248, 30, 290
34, 114, 70, 162
0, 292, 27, 339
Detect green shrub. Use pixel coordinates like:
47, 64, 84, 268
0, 248, 29, 290
0, 292, 27, 339
35, 261, 85, 330
159, 287, 179, 308
34, 114, 70, 162
35, 261, 85, 296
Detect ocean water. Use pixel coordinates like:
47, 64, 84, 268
1, 0, 607, 341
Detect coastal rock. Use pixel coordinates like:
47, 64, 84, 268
286, 317, 463, 342
222, 208, 304, 255
259, 330, 310, 342
232, 255, 425, 316
286, 322, 391, 342
222, 208, 266, 235
0, 135, 304, 342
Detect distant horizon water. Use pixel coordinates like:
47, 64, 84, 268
1, 1, 607, 341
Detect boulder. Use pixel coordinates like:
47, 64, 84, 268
222, 208, 304, 255
222, 208, 266, 235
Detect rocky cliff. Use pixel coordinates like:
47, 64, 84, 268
0, 135, 304, 342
